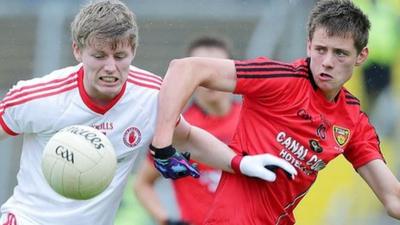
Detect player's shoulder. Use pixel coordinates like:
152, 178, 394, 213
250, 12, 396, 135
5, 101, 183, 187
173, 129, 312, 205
11, 64, 80, 91
339, 88, 366, 123
341, 88, 361, 108
2, 65, 80, 107
127, 65, 162, 91
235, 56, 309, 80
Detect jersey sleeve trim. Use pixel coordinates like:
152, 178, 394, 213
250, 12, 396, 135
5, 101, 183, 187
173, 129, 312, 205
0, 115, 18, 136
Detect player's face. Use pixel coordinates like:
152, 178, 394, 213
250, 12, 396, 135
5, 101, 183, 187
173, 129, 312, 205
73, 38, 134, 104
307, 27, 368, 101
190, 47, 231, 105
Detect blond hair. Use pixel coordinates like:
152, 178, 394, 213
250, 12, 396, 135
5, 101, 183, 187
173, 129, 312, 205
71, 0, 138, 53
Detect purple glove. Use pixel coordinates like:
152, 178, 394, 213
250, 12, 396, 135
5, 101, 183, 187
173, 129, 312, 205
149, 144, 200, 179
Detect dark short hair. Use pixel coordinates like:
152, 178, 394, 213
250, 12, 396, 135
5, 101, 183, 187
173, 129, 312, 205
187, 36, 231, 57
307, 0, 370, 53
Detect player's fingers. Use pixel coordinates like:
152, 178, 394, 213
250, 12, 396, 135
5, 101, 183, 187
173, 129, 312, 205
262, 154, 297, 177
188, 164, 200, 178
253, 167, 277, 182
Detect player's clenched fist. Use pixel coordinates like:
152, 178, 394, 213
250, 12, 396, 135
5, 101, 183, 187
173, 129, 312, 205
149, 144, 200, 179
231, 154, 297, 181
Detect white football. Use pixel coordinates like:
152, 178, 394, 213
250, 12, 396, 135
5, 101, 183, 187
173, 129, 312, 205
41, 125, 117, 200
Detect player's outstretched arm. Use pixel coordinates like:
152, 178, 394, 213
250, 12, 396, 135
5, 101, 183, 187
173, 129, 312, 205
170, 117, 297, 181
133, 159, 170, 225
358, 159, 400, 219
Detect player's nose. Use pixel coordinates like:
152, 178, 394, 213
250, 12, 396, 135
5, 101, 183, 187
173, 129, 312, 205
103, 57, 117, 73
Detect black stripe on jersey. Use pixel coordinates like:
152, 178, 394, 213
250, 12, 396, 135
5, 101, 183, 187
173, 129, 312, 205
345, 94, 359, 100
237, 73, 308, 79
236, 67, 308, 73
235, 61, 307, 69
346, 101, 360, 105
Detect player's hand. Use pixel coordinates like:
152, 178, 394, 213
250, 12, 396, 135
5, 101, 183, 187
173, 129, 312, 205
231, 154, 297, 181
149, 144, 200, 179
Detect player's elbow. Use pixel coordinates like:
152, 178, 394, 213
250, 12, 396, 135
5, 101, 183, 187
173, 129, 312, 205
167, 57, 206, 84
167, 58, 191, 74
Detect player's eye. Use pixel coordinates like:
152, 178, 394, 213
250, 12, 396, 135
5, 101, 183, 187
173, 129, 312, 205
315, 47, 325, 54
335, 50, 348, 57
93, 54, 105, 59
114, 53, 127, 60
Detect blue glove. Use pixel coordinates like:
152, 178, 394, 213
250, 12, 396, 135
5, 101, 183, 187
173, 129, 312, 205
149, 144, 200, 179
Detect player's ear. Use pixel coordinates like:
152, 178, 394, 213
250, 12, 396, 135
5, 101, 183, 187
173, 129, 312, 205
355, 47, 368, 66
72, 42, 82, 62
306, 39, 311, 57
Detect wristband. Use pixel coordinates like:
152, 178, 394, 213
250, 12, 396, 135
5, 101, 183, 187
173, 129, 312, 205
230, 155, 243, 174
149, 144, 176, 159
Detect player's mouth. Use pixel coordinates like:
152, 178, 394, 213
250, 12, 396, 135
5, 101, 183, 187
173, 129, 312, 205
318, 73, 333, 81
99, 76, 119, 84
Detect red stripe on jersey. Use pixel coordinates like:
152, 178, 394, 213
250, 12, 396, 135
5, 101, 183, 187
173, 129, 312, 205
128, 72, 162, 86
129, 69, 163, 83
2, 76, 78, 103
0, 85, 77, 112
127, 78, 161, 90
4, 72, 78, 98
0, 116, 18, 136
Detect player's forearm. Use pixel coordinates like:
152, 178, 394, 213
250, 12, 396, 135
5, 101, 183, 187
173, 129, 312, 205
383, 183, 400, 219
133, 180, 168, 224
182, 125, 235, 173
358, 160, 400, 219
152, 58, 203, 148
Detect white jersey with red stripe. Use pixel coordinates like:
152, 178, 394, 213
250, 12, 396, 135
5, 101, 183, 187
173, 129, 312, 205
0, 64, 161, 225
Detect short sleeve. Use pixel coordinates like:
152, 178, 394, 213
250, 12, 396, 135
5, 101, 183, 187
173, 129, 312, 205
344, 112, 384, 169
234, 57, 309, 99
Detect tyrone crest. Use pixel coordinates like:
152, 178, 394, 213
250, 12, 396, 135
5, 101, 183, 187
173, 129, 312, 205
123, 127, 141, 148
333, 126, 350, 147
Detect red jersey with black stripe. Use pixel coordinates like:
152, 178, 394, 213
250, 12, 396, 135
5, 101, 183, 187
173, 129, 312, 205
204, 57, 383, 225
0, 64, 162, 225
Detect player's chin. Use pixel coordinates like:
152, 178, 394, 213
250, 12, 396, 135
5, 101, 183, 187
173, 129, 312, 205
96, 87, 121, 99
99, 83, 123, 93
